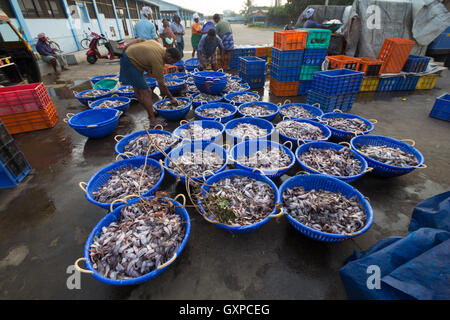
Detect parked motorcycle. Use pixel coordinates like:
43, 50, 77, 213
86, 31, 125, 64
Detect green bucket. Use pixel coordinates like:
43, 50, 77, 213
93, 78, 119, 91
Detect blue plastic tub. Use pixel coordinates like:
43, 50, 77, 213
164, 141, 228, 184
197, 169, 280, 234
230, 140, 295, 179
279, 103, 323, 121
320, 112, 375, 141
90, 74, 117, 86
225, 117, 274, 145
163, 78, 186, 96
238, 101, 279, 121
189, 92, 224, 107
82, 157, 164, 210
194, 102, 237, 123
174, 60, 186, 71
278, 174, 373, 242
164, 72, 188, 81
114, 129, 177, 161
312, 69, 364, 95
193, 71, 227, 81
145, 77, 157, 89
185, 58, 199, 72
350, 135, 425, 178
295, 141, 369, 183
67, 109, 121, 138
194, 78, 228, 95
153, 97, 191, 121
224, 91, 260, 106
89, 96, 130, 113
276, 118, 331, 148
75, 88, 111, 106
116, 86, 136, 99
79, 195, 190, 285
173, 120, 225, 143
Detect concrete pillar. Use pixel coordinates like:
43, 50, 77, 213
110, 0, 123, 39
91, 0, 104, 35
61, 0, 82, 51
8, 0, 34, 45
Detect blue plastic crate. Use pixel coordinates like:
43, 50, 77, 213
303, 49, 328, 65
306, 90, 357, 113
297, 80, 313, 95
239, 73, 266, 89
271, 48, 304, 67
402, 55, 431, 73
270, 63, 302, 82
0, 152, 31, 189
239, 56, 267, 75
395, 76, 420, 91
428, 26, 450, 50
377, 77, 401, 91
312, 69, 364, 95
430, 93, 450, 121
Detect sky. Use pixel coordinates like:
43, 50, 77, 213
166, 0, 286, 16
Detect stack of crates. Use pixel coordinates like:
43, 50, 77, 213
0, 83, 58, 134
239, 56, 267, 89
269, 30, 308, 96
357, 57, 385, 92
230, 47, 256, 70
307, 69, 364, 112
0, 120, 31, 188
297, 29, 332, 95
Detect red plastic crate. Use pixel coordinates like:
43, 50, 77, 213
377, 38, 415, 74
273, 30, 308, 51
0, 82, 52, 116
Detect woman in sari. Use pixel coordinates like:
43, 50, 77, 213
159, 19, 176, 48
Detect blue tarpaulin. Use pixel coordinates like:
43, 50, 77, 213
339, 191, 450, 300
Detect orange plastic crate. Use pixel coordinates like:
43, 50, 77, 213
255, 47, 268, 57
327, 55, 360, 70
356, 57, 385, 76
269, 77, 299, 97
163, 64, 178, 74
378, 38, 415, 74
273, 30, 308, 51
0, 101, 58, 134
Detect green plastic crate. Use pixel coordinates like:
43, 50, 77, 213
297, 28, 332, 49
299, 65, 321, 80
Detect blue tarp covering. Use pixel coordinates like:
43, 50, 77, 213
340, 191, 450, 300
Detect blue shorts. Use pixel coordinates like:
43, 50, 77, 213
119, 52, 148, 90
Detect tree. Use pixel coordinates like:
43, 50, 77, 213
241, 0, 253, 22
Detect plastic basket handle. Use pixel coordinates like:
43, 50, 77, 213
333, 109, 343, 113
74, 258, 93, 274
179, 119, 189, 126
252, 167, 266, 176
153, 124, 164, 130
157, 253, 177, 270
368, 119, 378, 124
79, 181, 87, 193
202, 170, 216, 182
63, 113, 75, 123
416, 163, 427, 169
339, 141, 351, 148
401, 139, 416, 147
363, 167, 374, 174
295, 170, 310, 176
173, 194, 186, 207
114, 134, 125, 142
87, 124, 98, 128
270, 207, 286, 219
282, 140, 293, 150
283, 99, 292, 105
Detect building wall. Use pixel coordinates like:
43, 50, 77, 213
5, 0, 196, 53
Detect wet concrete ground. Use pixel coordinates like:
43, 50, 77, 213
0, 61, 449, 299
